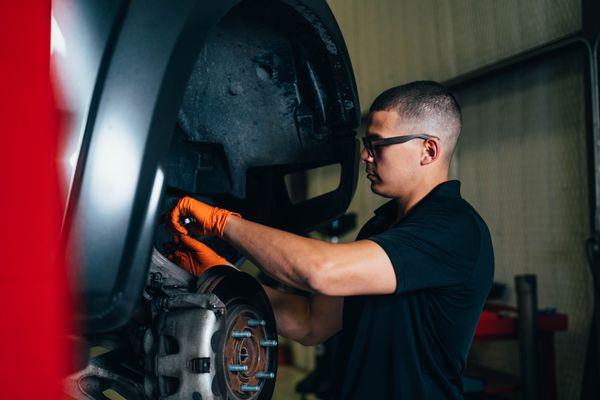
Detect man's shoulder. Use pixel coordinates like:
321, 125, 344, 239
411, 195, 485, 233
452, 198, 491, 241
396, 196, 491, 260
429, 197, 494, 265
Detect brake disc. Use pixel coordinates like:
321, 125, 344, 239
145, 260, 278, 400
198, 267, 278, 400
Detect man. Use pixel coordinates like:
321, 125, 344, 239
167, 81, 494, 399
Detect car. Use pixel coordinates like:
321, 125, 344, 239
53, 0, 360, 398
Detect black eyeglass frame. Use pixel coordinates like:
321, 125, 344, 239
361, 134, 439, 158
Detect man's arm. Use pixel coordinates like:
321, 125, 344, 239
164, 232, 343, 344
224, 216, 397, 296
262, 285, 343, 346
169, 196, 397, 297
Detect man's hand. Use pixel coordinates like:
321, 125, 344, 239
169, 196, 240, 237
167, 234, 231, 276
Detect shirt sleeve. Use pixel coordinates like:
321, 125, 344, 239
368, 209, 481, 294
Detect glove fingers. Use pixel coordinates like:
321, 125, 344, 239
178, 235, 229, 267
168, 235, 231, 276
169, 198, 190, 235
168, 196, 241, 237
177, 233, 207, 252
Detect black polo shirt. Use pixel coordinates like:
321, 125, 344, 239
335, 180, 494, 399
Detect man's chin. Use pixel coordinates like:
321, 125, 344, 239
370, 181, 385, 196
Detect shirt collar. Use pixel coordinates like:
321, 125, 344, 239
430, 179, 461, 199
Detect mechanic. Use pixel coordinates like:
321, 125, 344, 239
167, 81, 494, 399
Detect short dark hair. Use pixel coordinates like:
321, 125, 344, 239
369, 81, 462, 161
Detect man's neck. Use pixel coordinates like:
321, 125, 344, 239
392, 174, 449, 224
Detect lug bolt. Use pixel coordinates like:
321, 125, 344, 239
256, 371, 275, 379
260, 339, 277, 347
241, 384, 260, 392
247, 319, 266, 327
231, 330, 252, 339
228, 364, 248, 372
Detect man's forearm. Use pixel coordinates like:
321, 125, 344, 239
223, 216, 331, 291
262, 285, 311, 341
262, 285, 343, 346
170, 196, 397, 296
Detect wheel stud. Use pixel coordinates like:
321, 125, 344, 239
228, 364, 248, 372
231, 330, 252, 339
241, 384, 260, 392
256, 371, 275, 379
247, 319, 266, 327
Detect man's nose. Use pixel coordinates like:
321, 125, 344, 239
360, 146, 373, 163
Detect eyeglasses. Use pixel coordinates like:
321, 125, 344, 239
361, 133, 439, 158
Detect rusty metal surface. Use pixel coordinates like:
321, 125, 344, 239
66, 254, 278, 400
222, 306, 271, 399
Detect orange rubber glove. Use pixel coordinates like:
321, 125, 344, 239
169, 196, 241, 238
167, 234, 231, 277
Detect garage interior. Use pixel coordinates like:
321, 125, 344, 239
267, 1, 599, 399
46, 0, 600, 399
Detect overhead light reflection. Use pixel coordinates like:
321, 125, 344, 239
68, 150, 78, 170
51, 13, 66, 56
88, 116, 140, 218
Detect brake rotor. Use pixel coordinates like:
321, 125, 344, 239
197, 267, 278, 400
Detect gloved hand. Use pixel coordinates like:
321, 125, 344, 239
167, 234, 231, 276
169, 196, 241, 238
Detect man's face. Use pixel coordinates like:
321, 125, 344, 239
361, 110, 424, 198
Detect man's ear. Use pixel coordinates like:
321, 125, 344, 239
421, 138, 441, 165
